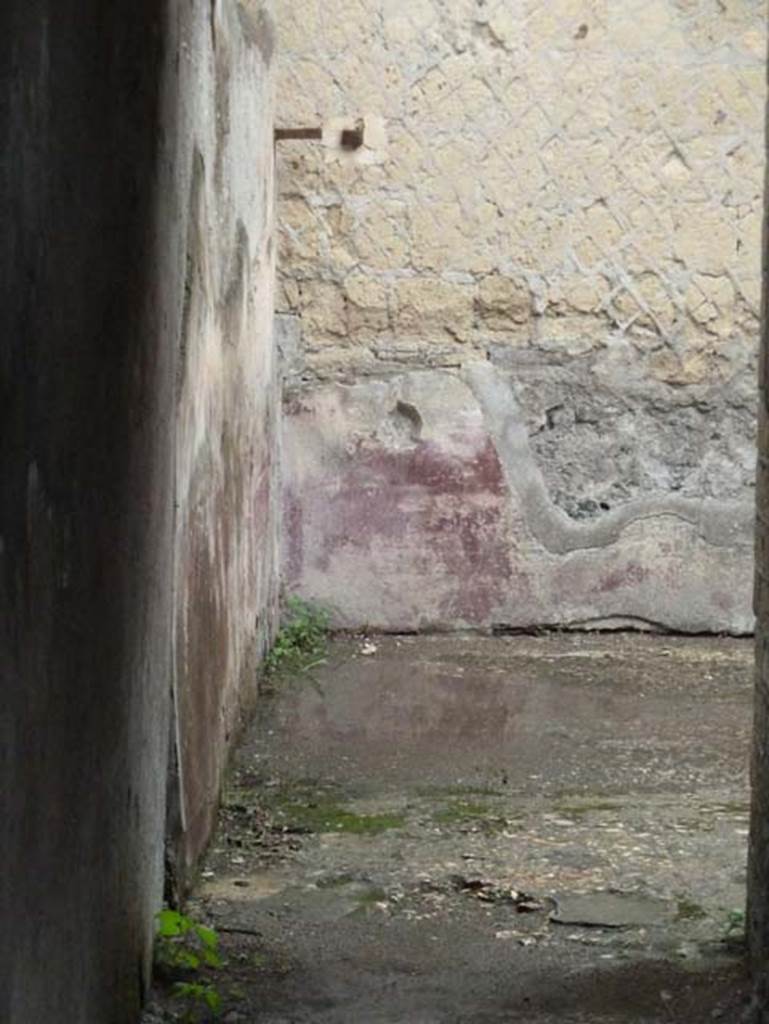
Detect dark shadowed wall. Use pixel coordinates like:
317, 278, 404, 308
0, 2, 277, 1021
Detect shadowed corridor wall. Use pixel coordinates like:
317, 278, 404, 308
0, 2, 278, 1021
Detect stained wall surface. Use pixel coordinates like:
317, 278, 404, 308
276, 0, 764, 632
170, 0, 280, 884
0, 2, 278, 1021
748, 72, 769, 1011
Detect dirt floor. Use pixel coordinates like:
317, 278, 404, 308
144, 633, 755, 1023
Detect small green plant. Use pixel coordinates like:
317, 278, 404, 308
172, 981, 222, 1019
724, 908, 746, 937
155, 910, 224, 1020
155, 909, 223, 972
264, 596, 330, 675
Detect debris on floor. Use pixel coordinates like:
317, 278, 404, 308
144, 634, 753, 1023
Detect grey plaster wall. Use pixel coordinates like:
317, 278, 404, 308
170, 0, 280, 884
0, 2, 278, 1022
747, 91, 769, 1019
283, 348, 754, 633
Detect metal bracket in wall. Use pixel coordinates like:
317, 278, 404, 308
274, 127, 322, 142
274, 119, 365, 150
340, 119, 365, 150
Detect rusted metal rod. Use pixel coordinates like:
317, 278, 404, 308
274, 126, 322, 142
274, 120, 365, 150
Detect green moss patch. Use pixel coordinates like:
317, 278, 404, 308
433, 800, 513, 833
275, 799, 405, 835
675, 895, 708, 922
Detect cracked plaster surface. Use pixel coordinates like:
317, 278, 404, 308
275, 0, 762, 631
282, 365, 753, 632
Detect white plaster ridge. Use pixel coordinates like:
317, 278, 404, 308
463, 360, 753, 557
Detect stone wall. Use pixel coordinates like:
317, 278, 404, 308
0, 2, 278, 1021
748, 70, 769, 1011
277, 0, 764, 632
283, 363, 753, 632
749, 312, 769, 1013
275, 0, 763, 382
170, 0, 280, 886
